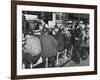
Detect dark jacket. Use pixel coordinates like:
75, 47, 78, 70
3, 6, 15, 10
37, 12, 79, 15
55, 31, 65, 52
40, 35, 57, 57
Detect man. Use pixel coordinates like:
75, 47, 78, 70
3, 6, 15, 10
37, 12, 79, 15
22, 18, 41, 69
63, 20, 72, 57
40, 27, 57, 67
81, 25, 89, 60
54, 26, 65, 53
71, 22, 83, 64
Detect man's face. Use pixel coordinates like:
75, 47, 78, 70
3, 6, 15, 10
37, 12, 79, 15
29, 21, 38, 29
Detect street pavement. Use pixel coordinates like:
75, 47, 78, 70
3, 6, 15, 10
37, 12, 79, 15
63, 57, 89, 67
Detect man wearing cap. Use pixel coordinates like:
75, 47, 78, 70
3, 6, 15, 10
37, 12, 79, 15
40, 27, 57, 67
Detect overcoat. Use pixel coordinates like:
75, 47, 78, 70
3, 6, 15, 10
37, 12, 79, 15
55, 30, 65, 52
40, 35, 57, 57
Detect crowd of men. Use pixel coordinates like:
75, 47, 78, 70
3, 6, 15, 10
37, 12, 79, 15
22, 17, 89, 69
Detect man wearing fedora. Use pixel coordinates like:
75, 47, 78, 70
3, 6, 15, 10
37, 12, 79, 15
22, 16, 42, 68
71, 21, 83, 64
